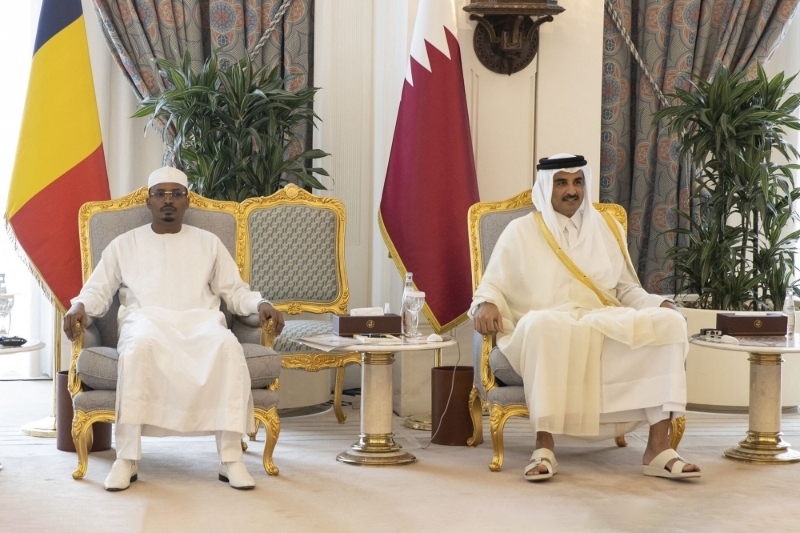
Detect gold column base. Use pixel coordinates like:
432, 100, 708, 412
21, 415, 57, 438
724, 430, 800, 464
336, 433, 417, 466
404, 412, 431, 431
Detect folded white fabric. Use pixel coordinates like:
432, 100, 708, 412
350, 307, 384, 316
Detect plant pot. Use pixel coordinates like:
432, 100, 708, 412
683, 308, 800, 410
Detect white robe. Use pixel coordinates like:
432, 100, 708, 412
471, 213, 688, 436
72, 224, 262, 436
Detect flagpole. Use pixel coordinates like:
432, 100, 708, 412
20, 307, 60, 438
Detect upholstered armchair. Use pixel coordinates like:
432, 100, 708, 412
234, 184, 360, 426
68, 189, 282, 480
465, 189, 686, 471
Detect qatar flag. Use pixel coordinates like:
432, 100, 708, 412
378, 0, 479, 334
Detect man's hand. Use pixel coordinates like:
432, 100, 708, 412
258, 301, 284, 336
63, 303, 87, 342
473, 302, 504, 335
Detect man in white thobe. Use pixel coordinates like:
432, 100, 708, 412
63, 167, 285, 491
471, 154, 700, 481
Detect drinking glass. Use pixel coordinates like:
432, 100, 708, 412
0, 295, 13, 335
403, 290, 425, 342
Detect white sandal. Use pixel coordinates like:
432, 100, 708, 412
523, 448, 558, 481
643, 449, 701, 479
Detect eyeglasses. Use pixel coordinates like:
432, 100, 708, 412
149, 190, 187, 200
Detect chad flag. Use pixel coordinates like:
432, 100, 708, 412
5, 0, 110, 313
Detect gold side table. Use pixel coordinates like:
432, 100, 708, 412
332, 338, 456, 466
691, 333, 800, 464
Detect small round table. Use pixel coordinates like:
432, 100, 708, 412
0, 340, 45, 471
690, 333, 800, 464
336, 338, 457, 466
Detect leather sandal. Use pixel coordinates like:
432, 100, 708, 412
523, 448, 558, 481
643, 449, 701, 479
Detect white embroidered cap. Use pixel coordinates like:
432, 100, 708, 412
147, 166, 189, 189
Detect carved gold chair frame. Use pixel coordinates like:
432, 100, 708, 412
465, 189, 686, 471
241, 184, 361, 426
69, 188, 281, 480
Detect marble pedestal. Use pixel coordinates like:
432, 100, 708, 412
336, 339, 456, 466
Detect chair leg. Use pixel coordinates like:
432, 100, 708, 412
669, 415, 686, 450
489, 404, 528, 472
615, 435, 628, 447
71, 409, 115, 480
466, 387, 484, 447
71, 410, 92, 480
254, 406, 281, 476
333, 367, 347, 424
241, 440, 248, 452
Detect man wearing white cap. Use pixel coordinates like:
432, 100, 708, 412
63, 167, 284, 491
470, 154, 700, 481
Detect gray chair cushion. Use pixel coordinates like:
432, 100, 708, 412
252, 388, 280, 411
76, 347, 119, 391
73, 390, 116, 412
473, 331, 487, 397
490, 347, 523, 387
273, 320, 338, 354
487, 385, 526, 407
478, 207, 533, 272
76, 344, 280, 391
242, 343, 282, 388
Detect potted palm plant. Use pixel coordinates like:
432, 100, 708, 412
654, 64, 800, 408
133, 49, 329, 201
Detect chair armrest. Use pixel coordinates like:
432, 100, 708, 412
232, 315, 276, 349
82, 323, 102, 349
234, 313, 260, 327
480, 333, 498, 394
67, 316, 104, 397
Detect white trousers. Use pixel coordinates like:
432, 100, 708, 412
521, 336, 687, 438
115, 423, 244, 462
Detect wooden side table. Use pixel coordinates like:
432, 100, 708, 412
690, 333, 800, 464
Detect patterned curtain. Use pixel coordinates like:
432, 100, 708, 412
601, 0, 800, 293
90, 0, 313, 149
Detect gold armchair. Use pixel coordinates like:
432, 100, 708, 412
237, 184, 361, 427
68, 189, 282, 480
465, 189, 686, 471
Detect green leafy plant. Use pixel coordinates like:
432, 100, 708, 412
655, 64, 800, 310
133, 49, 329, 201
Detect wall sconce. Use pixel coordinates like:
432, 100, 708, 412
463, 1, 564, 76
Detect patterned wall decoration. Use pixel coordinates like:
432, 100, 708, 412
601, 0, 799, 293
91, 0, 313, 152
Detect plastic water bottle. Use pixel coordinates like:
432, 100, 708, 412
785, 290, 795, 336
402, 272, 414, 335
